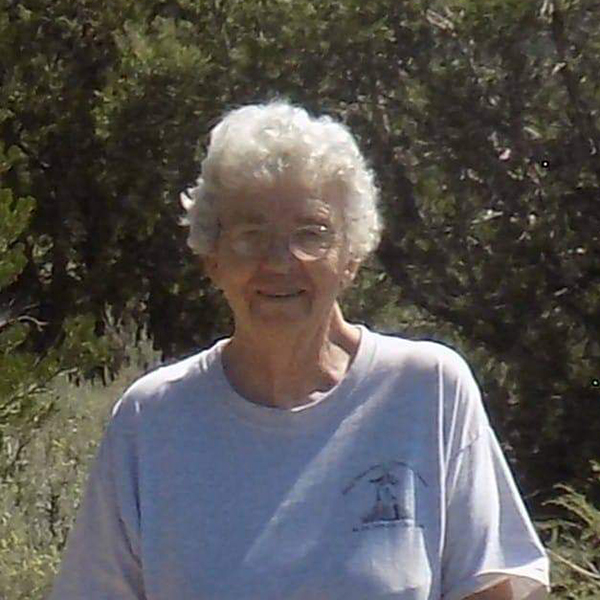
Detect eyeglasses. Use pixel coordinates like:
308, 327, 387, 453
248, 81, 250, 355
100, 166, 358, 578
220, 222, 338, 261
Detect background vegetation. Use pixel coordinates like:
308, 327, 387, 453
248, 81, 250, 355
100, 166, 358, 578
1, 0, 599, 597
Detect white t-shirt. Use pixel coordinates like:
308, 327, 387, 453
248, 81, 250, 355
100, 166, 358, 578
48, 326, 549, 600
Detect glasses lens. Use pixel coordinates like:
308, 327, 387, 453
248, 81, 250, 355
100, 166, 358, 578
290, 225, 335, 260
225, 223, 336, 260
228, 225, 269, 257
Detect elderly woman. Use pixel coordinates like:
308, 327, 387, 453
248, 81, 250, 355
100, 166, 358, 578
49, 102, 549, 600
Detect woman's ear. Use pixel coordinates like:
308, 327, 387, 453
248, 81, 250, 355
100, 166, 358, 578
342, 258, 361, 289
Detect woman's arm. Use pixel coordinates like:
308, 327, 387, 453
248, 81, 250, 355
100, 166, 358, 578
464, 579, 513, 599
48, 399, 145, 599
440, 347, 549, 600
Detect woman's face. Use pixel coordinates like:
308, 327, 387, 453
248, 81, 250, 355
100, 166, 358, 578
204, 182, 358, 338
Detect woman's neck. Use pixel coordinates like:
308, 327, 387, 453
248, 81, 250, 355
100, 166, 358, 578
222, 304, 360, 409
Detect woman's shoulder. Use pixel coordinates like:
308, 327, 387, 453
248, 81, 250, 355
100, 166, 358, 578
365, 328, 486, 444
111, 338, 228, 417
365, 327, 475, 381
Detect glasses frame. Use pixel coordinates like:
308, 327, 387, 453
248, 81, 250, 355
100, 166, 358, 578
218, 220, 340, 262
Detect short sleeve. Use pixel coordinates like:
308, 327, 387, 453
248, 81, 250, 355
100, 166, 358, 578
441, 364, 550, 600
47, 397, 146, 600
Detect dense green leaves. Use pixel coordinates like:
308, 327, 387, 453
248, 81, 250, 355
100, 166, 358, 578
0, 193, 32, 289
0, 143, 110, 485
541, 461, 600, 598
1, 4, 599, 595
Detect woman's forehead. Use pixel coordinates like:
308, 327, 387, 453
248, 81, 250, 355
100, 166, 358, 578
219, 192, 342, 224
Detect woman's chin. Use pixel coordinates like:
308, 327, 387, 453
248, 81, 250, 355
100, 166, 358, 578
250, 294, 312, 324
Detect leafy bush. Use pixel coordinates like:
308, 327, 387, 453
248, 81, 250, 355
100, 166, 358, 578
0, 347, 157, 600
539, 462, 600, 599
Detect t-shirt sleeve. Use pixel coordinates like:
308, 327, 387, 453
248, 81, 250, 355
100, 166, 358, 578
47, 397, 145, 600
439, 351, 550, 600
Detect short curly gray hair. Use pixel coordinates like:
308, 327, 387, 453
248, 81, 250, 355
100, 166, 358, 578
180, 101, 382, 262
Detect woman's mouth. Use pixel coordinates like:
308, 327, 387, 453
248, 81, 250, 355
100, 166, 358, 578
256, 290, 305, 299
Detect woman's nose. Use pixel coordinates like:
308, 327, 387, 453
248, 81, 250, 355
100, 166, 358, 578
262, 234, 295, 270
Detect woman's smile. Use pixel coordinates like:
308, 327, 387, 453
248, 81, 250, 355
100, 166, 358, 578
256, 290, 306, 298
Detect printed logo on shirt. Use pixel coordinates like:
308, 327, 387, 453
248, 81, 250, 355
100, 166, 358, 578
342, 461, 427, 532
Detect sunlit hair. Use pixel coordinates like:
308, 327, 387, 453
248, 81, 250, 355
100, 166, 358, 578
180, 100, 382, 261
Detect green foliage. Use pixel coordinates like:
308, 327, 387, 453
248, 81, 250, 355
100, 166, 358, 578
0, 2, 599, 594
0, 139, 111, 492
0, 146, 34, 289
0, 358, 154, 600
540, 462, 600, 599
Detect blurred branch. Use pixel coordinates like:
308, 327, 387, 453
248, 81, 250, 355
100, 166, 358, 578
0, 366, 76, 418
425, 9, 456, 34
16, 315, 47, 331
548, 548, 600, 583
14, 141, 51, 171
1, 433, 32, 479
0, 302, 39, 331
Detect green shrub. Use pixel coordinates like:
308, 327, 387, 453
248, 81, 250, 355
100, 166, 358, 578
0, 354, 155, 600
541, 462, 600, 599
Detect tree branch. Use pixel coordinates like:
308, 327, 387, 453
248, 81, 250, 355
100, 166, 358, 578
548, 548, 600, 583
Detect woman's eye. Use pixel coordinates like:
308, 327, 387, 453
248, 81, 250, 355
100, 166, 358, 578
307, 225, 331, 237
243, 228, 263, 239
233, 226, 266, 241
228, 226, 269, 255
295, 226, 333, 246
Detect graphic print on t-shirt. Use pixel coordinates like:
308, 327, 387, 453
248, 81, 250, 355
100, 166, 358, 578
342, 461, 427, 532
363, 471, 404, 524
